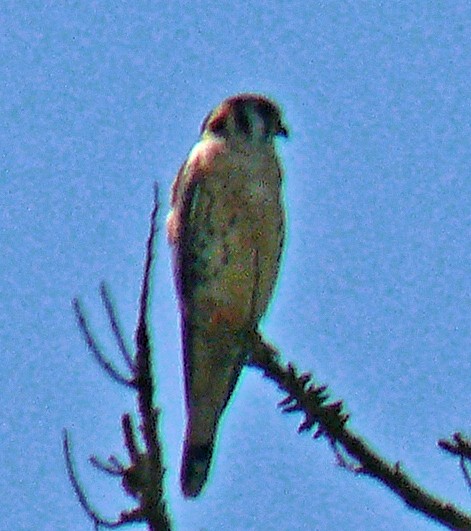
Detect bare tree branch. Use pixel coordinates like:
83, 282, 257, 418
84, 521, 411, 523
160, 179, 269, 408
64, 185, 171, 530
249, 333, 471, 530
131, 184, 169, 531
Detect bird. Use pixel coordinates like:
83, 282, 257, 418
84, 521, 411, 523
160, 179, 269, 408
167, 93, 288, 497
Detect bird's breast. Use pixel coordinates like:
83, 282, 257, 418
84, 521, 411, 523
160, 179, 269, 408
180, 139, 285, 329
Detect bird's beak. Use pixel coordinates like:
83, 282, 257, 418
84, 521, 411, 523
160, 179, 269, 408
277, 123, 289, 138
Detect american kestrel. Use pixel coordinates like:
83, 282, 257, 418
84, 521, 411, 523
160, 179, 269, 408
167, 93, 288, 497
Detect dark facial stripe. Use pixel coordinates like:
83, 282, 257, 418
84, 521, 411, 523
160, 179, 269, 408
233, 101, 251, 136
255, 101, 274, 126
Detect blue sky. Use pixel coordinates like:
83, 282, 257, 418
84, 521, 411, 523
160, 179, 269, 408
1, 2, 470, 529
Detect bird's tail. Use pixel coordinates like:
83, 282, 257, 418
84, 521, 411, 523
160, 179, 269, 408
180, 427, 216, 498
180, 330, 247, 497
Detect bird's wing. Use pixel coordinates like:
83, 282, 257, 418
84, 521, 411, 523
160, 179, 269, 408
173, 154, 248, 411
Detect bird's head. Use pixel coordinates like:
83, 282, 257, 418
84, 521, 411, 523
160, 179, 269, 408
200, 93, 289, 144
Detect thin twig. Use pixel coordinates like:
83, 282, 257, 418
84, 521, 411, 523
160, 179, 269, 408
89, 456, 124, 476
122, 414, 141, 466
72, 298, 135, 388
63, 430, 131, 529
439, 432, 471, 491
439, 433, 471, 459
100, 282, 135, 371
460, 457, 471, 491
